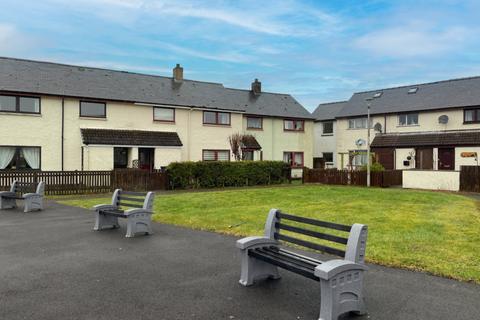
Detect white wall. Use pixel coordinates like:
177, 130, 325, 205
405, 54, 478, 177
455, 147, 480, 170
395, 148, 416, 169
403, 170, 460, 191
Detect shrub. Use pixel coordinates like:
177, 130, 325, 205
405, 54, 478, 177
166, 161, 291, 189
360, 162, 385, 172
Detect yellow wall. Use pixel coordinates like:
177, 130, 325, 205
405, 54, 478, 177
1, 95, 313, 170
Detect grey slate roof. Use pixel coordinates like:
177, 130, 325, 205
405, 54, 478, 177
0, 57, 313, 119
81, 128, 182, 146
371, 130, 480, 148
312, 101, 348, 121
337, 76, 480, 118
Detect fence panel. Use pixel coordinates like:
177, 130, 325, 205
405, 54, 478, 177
460, 166, 480, 192
303, 168, 402, 188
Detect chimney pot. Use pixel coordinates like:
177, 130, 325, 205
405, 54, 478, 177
173, 64, 183, 82
251, 78, 261, 95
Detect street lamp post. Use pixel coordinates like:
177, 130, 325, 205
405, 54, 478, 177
366, 98, 372, 187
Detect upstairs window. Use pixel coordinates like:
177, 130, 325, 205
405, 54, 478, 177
154, 107, 175, 122
284, 119, 304, 131
80, 101, 106, 118
202, 150, 230, 161
246, 116, 262, 129
283, 151, 304, 167
0, 95, 40, 114
203, 111, 231, 125
322, 121, 333, 135
398, 113, 418, 126
464, 108, 480, 123
348, 117, 368, 129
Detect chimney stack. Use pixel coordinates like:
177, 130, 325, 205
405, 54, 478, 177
251, 78, 261, 95
173, 63, 183, 82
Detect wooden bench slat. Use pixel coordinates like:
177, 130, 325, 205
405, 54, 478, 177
118, 196, 145, 203
117, 202, 144, 209
260, 247, 318, 270
277, 248, 324, 265
249, 248, 319, 281
277, 212, 351, 232
275, 233, 346, 257
276, 223, 349, 245
120, 191, 147, 196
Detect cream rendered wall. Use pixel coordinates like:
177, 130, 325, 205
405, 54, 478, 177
313, 121, 336, 167
385, 109, 480, 133
155, 147, 182, 167
455, 147, 480, 170
395, 148, 416, 169
243, 117, 314, 168
335, 116, 384, 169
0, 96, 62, 170
403, 170, 460, 191
84, 146, 114, 170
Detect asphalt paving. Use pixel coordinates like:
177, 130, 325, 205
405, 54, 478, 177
0, 201, 478, 320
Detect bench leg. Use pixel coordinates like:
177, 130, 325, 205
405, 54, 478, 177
0, 197, 16, 210
318, 271, 366, 320
94, 212, 120, 231
125, 213, 152, 238
239, 251, 281, 286
24, 196, 43, 213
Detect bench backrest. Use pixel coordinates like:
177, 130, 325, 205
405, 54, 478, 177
264, 209, 368, 264
10, 181, 45, 196
110, 189, 155, 211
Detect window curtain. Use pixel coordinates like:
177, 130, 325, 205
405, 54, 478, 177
22, 147, 40, 169
0, 147, 16, 169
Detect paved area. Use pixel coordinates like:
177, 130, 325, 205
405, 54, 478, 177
0, 201, 479, 320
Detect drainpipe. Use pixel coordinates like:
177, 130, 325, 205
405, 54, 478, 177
61, 97, 65, 171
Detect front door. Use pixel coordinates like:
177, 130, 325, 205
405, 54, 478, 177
416, 148, 433, 170
438, 148, 455, 170
373, 148, 394, 170
139, 148, 154, 171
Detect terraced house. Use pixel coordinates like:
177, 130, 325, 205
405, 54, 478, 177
313, 76, 480, 171
0, 58, 313, 176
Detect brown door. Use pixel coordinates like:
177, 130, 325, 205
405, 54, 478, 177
438, 148, 455, 170
416, 148, 433, 169
374, 148, 394, 170
139, 148, 155, 171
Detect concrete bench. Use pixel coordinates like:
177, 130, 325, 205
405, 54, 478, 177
236, 209, 368, 320
93, 189, 155, 238
0, 181, 45, 213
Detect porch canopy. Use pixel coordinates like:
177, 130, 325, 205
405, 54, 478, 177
371, 130, 480, 148
241, 135, 262, 150
81, 128, 183, 146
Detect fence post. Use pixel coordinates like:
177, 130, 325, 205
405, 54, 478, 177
110, 170, 115, 191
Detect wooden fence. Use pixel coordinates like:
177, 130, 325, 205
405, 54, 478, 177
0, 170, 168, 195
303, 168, 403, 188
459, 166, 480, 192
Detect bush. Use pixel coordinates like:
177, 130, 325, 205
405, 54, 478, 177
360, 162, 385, 172
166, 161, 291, 189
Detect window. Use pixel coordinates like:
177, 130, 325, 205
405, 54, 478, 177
350, 150, 367, 167
322, 121, 333, 135
464, 108, 480, 123
398, 113, 418, 126
80, 101, 106, 118
348, 117, 369, 129
154, 107, 175, 122
203, 111, 231, 125
114, 147, 129, 169
283, 152, 304, 167
0, 94, 40, 114
0, 146, 41, 170
202, 150, 230, 161
284, 119, 304, 131
408, 87, 418, 94
373, 92, 382, 98
246, 116, 262, 129
323, 152, 333, 163
243, 150, 254, 160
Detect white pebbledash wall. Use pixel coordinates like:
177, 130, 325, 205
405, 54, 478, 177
403, 170, 460, 191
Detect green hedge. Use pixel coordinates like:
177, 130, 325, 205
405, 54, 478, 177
166, 161, 291, 189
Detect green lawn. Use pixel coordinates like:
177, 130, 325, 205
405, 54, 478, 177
58, 185, 480, 283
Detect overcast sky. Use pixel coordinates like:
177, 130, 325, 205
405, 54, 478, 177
1, 0, 479, 111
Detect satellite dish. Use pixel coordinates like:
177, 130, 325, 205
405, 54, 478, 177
355, 139, 366, 147
373, 122, 382, 133
438, 115, 449, 124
